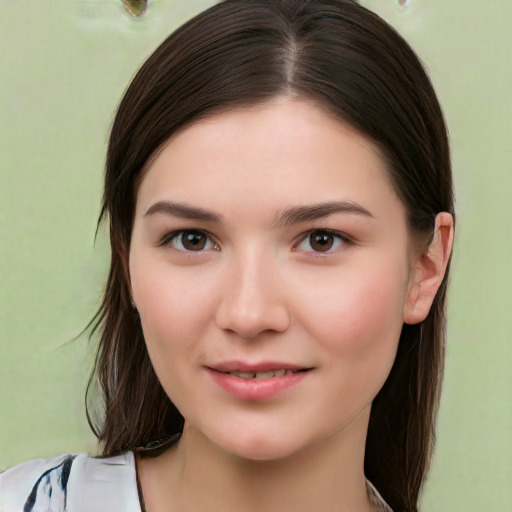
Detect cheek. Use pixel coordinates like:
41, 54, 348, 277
133, 272, 218, 416
302, 270, 407, 409
297, 256, 408, 367
132, 263, 216, 373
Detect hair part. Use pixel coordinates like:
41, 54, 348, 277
87, 1, 454, 510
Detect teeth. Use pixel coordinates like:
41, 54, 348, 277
255, 371, 274, 380
236, 371, 256, 380
228, 369, 297, 379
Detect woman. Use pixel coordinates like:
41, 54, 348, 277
0, 0, 454, 511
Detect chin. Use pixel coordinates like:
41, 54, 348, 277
213, 429, 314, 463
227, 443, 299, 462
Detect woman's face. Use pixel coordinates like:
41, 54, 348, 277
129, 98, 415, 461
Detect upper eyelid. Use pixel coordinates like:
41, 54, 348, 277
157, 228, 218, 248
291, 229, 354, 255
157, 228, 354, 249
296, 228, 353, 243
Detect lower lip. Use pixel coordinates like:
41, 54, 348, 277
207, 369, 309, 400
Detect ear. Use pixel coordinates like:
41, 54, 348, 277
403, 212, 454, 325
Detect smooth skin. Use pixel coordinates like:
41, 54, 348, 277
130, 97, 453, 512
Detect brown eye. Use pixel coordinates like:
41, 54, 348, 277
309, 232, 335, 252
181, 231, 206, 251
181, 231, 208, 251
295, 230, 347, 253
164, 230, 217, 252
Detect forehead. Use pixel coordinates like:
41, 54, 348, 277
135, 98, 402, 222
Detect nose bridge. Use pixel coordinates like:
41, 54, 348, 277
215, 245, 289, 338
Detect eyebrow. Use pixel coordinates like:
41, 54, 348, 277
144, 200, 373, 225
274, 201, 374, 227
144, 201, 223, 223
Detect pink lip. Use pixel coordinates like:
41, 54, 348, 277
206, 361, 311, 401
210, 360, 306, 373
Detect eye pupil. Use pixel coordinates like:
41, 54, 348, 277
182, 231, 207, 251
310, 232, 334, 252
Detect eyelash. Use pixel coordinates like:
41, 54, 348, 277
294, 229, 352, 254
158, 229, 352, 254
158, 230, 219, 252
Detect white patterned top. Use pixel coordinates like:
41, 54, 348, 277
0, 452, 392, 511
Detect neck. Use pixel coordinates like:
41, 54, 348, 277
139, 407, 374, 512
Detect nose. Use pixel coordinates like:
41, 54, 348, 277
215, 252, 291, 339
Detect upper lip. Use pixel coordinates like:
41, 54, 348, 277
207, 361, 310, 373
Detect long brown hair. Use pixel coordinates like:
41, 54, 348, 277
87, 1, 454, 510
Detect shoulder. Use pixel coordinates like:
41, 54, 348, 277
0, 452, 141, 512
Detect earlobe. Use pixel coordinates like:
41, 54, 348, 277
403, 212, 454, 325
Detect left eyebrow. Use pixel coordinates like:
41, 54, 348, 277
274, 201, 374, 227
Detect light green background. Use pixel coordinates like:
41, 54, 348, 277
1, 1, 511, 510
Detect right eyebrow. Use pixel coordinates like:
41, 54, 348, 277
144, 201, 223, 223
